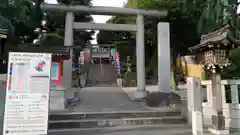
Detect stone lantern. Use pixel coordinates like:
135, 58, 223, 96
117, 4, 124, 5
189, 24, 240, 134
0, 28, 8, 54
0, 28, 8, 38
0, 28, 8, 67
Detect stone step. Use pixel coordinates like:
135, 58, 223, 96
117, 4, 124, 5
49, 110, 182, 121
48, 116, 187, 130
48, 123, 191, 133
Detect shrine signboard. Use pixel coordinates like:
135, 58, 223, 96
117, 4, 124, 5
92, 48, 110, 53
2, 52, 52, 135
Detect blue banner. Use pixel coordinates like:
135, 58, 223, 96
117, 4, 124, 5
116, 61, 120, 74
77, 64, 82, 73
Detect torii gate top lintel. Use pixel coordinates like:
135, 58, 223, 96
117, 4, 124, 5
40, 4, 167, 17
42, 3, 170, 95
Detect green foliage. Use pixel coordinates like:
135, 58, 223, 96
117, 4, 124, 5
0, 16, 14, 35
44, 0, 94, 44
0, 0, 94, 45
222, 48, 240, 79
0, 0, 35, 40
40, 33, 64, 46
97, 0, 204, 76
97, 0, 240, 80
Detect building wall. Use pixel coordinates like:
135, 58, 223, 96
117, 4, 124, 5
177, 56, 205, 80
183, 64, 205, 80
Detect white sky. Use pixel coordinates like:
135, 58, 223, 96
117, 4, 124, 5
46, 0, 127, 44
238, 0, 240, 15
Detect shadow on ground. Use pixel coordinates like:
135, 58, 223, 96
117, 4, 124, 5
71, 87, 148, 112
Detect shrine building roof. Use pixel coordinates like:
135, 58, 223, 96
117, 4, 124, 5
18, 44, 73, 57
189, 24, 240, 52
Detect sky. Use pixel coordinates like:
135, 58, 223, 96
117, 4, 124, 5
46, 0, 127, 44
238, 0, 240, 15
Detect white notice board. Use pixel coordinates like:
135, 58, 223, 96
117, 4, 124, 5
3, 52, 52, 135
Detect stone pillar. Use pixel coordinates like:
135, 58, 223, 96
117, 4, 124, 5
157, 22, 171, 92
134, 14, 146, 99
208, 73, 229, 135
187, 77, 204, 135
63, 12, 74, 88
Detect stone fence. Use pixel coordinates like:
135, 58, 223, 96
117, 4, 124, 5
187, 77, 240, 131
122, 78, 240, 131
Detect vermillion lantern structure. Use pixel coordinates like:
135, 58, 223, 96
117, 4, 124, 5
189, 24, 240, 134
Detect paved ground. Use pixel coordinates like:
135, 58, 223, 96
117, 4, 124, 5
48, 125, 192, 135
72, 87, 148, 112
48, 124, 239, 135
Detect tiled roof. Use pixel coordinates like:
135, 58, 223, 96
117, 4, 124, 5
18, 44, 71, 56
189, 24, 240, 52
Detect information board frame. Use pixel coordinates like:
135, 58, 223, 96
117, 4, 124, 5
2, 52, 52, 135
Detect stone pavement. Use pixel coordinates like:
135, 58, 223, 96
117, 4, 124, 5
48, 125, 191, 135
72, 86, 148, 112
48, 124, 239, 135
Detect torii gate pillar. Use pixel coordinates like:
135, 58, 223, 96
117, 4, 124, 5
62, 12, 74, 88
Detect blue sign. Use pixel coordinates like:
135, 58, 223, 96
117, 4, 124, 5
116, 63, 120, 74
116, 59, 120, 74
77, 64, 82, 73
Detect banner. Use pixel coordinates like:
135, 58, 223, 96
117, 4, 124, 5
83, 48, 90, 62
111, 48, 116, 59
77, 63, 82, 74
115, 52, 120, 74
79, 51, 84, 64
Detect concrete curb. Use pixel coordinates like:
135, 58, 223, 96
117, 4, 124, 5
49, 111, 182, 121
48, 124, 192, 132
48, 116, 187, 129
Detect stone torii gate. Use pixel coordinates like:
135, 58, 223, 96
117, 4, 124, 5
40, 4, 171, 98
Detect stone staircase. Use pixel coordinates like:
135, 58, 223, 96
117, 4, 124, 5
48, 110, 187, 132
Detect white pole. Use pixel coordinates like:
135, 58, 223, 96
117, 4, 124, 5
187, 77, 203, 135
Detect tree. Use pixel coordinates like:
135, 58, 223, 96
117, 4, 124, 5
97, 0, 240, 80
97, 0, 206, 78
97, 15, 137, 76
44, 0, 94, 44
0, 0, 41, 43
0, 0, 95, 45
